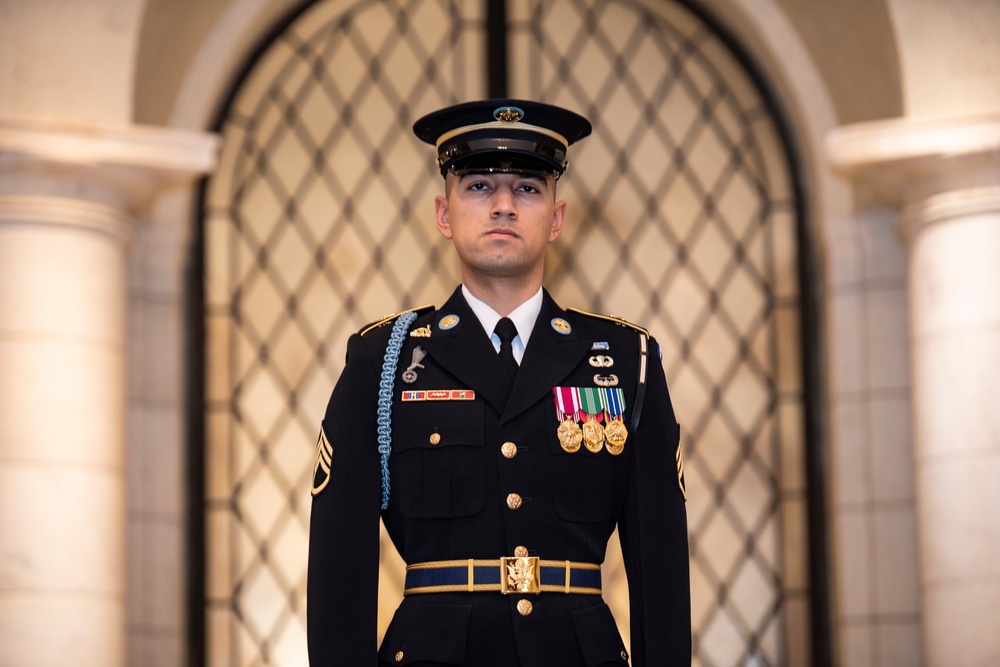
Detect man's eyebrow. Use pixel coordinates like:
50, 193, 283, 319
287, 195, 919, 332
458, 173, 489, 183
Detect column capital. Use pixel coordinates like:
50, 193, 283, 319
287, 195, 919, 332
826, 114, 1000, 240
0, 115, 218, 217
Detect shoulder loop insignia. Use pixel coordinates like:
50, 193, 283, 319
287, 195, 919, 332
311, 426, 334, 497
360, 304, 435, 337
566, 307, 650, 337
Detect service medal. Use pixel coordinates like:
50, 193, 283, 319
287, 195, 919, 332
553, 386, 584, 453
578, 387, 605, 452
582, 419, 605, 453
604, 419, 627, 455
557, 419, 583, 453
601, 387, 628, 455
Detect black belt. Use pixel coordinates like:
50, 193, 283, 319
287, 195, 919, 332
404, 556, 602, 596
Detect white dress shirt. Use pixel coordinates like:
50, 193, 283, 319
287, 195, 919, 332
461, 285, 543, 365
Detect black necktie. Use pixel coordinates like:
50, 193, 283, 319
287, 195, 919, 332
494, 317, 519, 385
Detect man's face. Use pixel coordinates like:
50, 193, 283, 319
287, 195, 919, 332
434, 172, 566, 282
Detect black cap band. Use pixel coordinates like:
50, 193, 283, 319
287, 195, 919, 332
438, 134, 567, 177
413, 99, 592, 178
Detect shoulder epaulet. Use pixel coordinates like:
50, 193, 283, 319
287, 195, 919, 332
566, 307, 649, 337
359, 305, 435, 337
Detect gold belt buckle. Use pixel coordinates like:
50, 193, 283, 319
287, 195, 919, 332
500, 555, 540, 594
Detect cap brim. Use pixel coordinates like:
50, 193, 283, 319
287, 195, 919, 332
447, 152, 562, 178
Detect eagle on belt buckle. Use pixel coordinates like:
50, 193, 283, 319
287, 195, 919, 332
501, 556, 540, 594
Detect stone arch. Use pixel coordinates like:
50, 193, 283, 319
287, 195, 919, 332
137, 1, 909, 665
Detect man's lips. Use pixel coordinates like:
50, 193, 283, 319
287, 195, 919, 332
483, 227, 519, 239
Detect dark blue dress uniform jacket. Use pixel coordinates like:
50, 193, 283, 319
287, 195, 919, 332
308, 287, 691, 666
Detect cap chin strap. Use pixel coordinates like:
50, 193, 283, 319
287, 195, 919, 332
435, 120, 569, 149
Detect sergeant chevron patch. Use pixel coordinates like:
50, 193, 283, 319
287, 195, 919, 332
676, 442, 687, 501
311, 426, 334, 497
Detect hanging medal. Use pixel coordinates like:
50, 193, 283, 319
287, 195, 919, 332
578, 387, 606, 453
602, 387, 628, 455
553, 387, 583, 453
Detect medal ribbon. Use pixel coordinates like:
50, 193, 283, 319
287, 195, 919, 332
601, 387, 626, 421
578, 387, 604, 422
553, 386, 582, 422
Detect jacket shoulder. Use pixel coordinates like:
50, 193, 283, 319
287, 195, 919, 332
358, 304, 436, 337
566, 307, 650, 337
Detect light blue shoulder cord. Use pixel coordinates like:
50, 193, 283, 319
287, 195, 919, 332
377, 311, 418, 509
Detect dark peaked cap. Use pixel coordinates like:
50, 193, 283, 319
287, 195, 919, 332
413, 99, 592, 178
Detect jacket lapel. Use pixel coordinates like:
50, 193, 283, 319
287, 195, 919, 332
500, 291, 592, 425
420, 288, 512, 414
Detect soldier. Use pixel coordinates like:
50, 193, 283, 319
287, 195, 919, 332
308, 99, 690, 666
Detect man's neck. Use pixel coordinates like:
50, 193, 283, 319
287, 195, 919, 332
461, 273, 542, 317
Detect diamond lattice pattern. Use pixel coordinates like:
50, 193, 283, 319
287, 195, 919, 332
204, 1, 483, 665
509, 1, 805, 665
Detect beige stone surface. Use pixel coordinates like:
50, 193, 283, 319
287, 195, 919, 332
872, 506, 920, 614
917, 451, 1000, 584
0, 339, 124, 466
0, 594, 125, 667
0, 465, 125, 593
868, 396, 915, 504
911, 213, 1000, 337
923, 580, 1000, 667
0, 0, 142, 125
0, 220, 125, 343
914, 328, 1000, 461
887, 0, 1000, 118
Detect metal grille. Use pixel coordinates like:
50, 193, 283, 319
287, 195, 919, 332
202, 2, 482, 664
203, 1, 808, 666
508, 1, 807, 665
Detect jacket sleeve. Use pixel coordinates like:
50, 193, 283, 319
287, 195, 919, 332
307, 333, 383, 666
618, 336, 692, 666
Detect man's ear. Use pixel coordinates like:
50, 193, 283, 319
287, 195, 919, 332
434, 195, 453, 239
548, 199, 567, 242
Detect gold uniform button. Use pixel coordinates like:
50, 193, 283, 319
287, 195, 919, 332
516, 599, 533, 616
501, 441, 517, 458
429, 433, 441, 445
506, 493, 522, 510
514, 545, 528, 557
395, 650, 404, 663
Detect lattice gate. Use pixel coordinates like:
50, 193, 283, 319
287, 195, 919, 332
201, 1, 810, 665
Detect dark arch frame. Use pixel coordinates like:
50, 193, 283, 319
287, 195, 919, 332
185, 1, 828, 665
676, 2, 831, 663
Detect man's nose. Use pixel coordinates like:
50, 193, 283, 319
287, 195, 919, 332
491, 187, 517, 218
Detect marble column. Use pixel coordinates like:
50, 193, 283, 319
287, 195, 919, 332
0, 117, 215, 667
829, 114, 1000, 667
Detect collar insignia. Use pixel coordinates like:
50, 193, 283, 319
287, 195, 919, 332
438, 314, 460, 330
551, 318, 571, 334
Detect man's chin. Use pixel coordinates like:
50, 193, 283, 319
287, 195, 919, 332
464, 258, 535, 279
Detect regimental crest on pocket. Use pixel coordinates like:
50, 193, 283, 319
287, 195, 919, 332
311, 427, 334, 496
